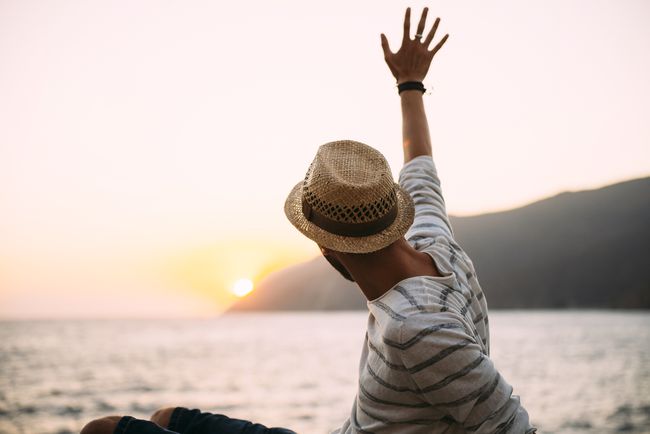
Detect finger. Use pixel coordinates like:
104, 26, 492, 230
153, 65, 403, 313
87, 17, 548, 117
380, 33, 393, 56
430, 33, 449, 55
423, 17, 440, 47
415, 7, 428, 40
402, 7, 411, 42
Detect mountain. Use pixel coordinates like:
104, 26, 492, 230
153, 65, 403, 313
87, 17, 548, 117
230, 257, 363, 311
232, 177, 650, 311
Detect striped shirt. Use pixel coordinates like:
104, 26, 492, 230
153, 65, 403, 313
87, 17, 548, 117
333, 156, 535, 434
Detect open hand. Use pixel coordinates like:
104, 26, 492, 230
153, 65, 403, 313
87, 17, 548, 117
380, 7, 449, 84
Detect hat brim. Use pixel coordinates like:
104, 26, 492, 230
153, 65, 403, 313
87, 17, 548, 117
284, 181, 415, 254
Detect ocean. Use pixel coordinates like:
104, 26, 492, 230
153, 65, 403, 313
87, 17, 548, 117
1, 311, 649, 434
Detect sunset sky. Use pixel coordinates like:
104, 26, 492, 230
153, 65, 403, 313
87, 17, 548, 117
1, 0, 649, 318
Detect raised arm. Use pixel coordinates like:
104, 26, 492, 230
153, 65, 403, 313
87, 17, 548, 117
381, 7, 448, 164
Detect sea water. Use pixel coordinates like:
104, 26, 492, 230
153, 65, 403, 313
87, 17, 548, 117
1, 311, 649, 434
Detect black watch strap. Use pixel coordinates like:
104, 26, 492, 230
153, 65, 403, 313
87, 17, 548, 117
397, 81, 426, 94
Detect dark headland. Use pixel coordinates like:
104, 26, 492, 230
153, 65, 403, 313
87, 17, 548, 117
232, 177, 650, 311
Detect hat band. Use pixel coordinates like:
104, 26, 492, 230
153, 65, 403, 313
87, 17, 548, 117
302, 198, 398, 238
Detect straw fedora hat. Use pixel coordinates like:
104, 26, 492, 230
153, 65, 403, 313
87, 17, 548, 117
284, 140, 414, 254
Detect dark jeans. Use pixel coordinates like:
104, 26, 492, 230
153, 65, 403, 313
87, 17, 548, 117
114, 407, 296, 434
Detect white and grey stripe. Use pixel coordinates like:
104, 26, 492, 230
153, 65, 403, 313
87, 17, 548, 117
333, 156, 534, 434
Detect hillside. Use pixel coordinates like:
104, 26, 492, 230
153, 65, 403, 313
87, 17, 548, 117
232, 177, 650, 311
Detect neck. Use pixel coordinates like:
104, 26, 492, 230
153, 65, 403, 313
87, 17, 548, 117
341, 238, 436, 301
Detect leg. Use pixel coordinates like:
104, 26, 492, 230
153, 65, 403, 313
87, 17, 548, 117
150, 407, 176, 428
81, 416, 122, 434
81, 414, 179, 434
162, 407, 296, 434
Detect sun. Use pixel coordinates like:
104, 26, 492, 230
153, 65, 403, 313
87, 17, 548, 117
230, 278, 255, 298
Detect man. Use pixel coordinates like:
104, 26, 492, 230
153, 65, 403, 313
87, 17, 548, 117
285, 8, 535, 433
81, 7, 534, 434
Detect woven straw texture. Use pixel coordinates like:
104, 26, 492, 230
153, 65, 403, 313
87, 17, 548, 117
285, 140, 414, 254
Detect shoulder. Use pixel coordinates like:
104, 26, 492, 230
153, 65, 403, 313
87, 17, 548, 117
398, 308, 474, 348
368, 278, 446, 340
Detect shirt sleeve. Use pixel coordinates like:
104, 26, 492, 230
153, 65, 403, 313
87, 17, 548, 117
398, 155, 454, 242
398, 312, 536, 433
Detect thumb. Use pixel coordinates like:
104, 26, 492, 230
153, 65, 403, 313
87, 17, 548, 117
380, 33, 392, 57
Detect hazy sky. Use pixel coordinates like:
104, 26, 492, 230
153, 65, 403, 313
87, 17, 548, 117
1, 0, 649, 318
